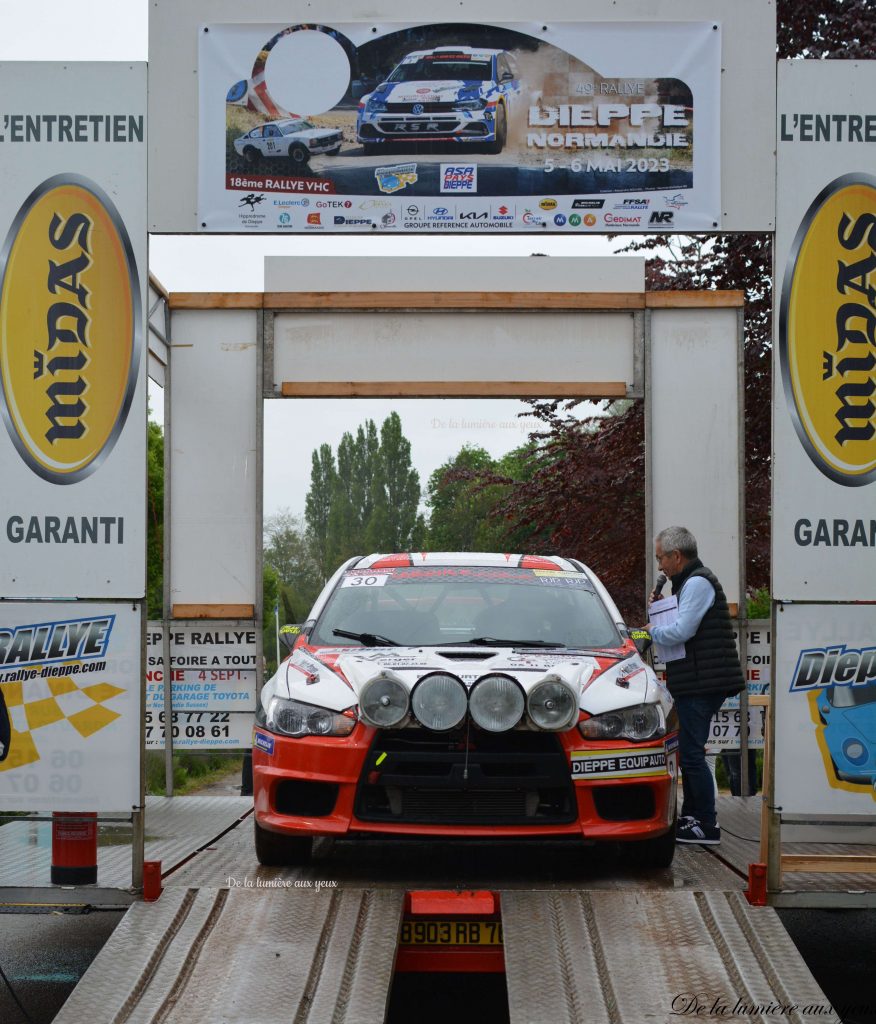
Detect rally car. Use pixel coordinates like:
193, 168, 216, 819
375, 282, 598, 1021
818, 684, 876, 789
233, 118, 343, 167
253, 553, 679, 867
356, 46, 520, 154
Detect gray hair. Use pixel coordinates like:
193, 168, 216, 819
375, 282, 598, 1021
656, 526, 698, 559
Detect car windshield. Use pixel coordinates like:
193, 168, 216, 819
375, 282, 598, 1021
311, 565, 623, 649
388, 58, 493, 83
281, 121, 315, 134
827, 684, 876, 708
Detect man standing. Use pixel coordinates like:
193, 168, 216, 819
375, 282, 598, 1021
647, 526, 744, 845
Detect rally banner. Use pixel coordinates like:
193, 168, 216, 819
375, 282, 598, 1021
145, 623, 257, 750
198, 21, 720, 233
775, 602, 876, 816
0, 602, 141, 810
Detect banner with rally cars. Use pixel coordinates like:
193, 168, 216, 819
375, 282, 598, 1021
0, 602, 140, 810
198, 21, 720, 233
145, 622, 257, 750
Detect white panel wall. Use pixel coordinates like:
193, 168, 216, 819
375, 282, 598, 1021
272, 311, 636, 391
650, 307, 741, 603
169, 310, 259, 609
265, 256, 645, 294
148, 0, 776, 233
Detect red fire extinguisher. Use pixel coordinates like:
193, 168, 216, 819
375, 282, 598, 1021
51, 811, 97, 885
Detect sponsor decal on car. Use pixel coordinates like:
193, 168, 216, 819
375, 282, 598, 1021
375, 163, 418, 194
779, 173, 876, 485
570, 746, 668, 779
440, 164, 477, 193
0, 175, 141, 484
253, 729, 275, 755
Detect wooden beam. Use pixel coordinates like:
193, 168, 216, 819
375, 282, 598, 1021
281, 381, 629, 398
169, 293, 263, 310
171, 604, 256, 620
265, 291, 645, 310
646, 290, 745, 308
782, 854, 876, 875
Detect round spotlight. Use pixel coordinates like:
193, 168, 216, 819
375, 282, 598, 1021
411, 672, 468, 731
469, 674, 525, 732
359, 675, 409, 728
527, 677, 578, 731
843, 738, 868, 766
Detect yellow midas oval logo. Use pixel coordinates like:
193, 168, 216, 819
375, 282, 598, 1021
539, 198, 558, 211
780, 174, 876, 487
0, 175, 140, 484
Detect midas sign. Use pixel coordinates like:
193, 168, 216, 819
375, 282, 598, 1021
780, 174, 876, 486
0, 174, 140, 484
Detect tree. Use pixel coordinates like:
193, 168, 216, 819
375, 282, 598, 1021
304, 443, 337, 583
305, 413, 425, 568
263, 509, 322, 621
146, 420, 164, 619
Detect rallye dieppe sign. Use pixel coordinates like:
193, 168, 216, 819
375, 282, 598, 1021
198, 21, 720, 233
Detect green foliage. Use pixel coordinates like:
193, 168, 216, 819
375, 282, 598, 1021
145, 751, 243, 796
146, 420, 164, 619
426, 443, 536, 552
747, 588, 771, 620
304, 413, 423, 573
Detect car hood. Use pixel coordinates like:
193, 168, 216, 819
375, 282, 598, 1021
377, 81, 485, 104
286, 127, 336, 141
261, 645, 672, 723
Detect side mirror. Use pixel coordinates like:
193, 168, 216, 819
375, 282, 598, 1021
279, 623, 310, 652
630, 628, 652, 657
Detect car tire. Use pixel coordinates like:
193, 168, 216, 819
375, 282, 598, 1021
242, 146, 259, 166
288, 143, 310, 167
254, 819, 313, 866
624, 810, 677, 869
485, 104, 507, 155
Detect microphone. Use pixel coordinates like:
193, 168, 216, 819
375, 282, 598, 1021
650, 573, 667, 602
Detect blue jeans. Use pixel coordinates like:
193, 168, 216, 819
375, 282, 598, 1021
676, 693, 726, 827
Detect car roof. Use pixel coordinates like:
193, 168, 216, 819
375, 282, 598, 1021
354, 552, 581, 571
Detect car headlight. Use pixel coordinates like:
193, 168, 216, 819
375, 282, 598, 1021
367, 98, 387, 113
843, 739, 868, 766
469, 674, 525, 732
359, 674, 409, 728
527, 677, 579, 731
578, 703, 666, 742
411, 672, 468, 731
265, 696, 355, 738
456, 98, 487, 111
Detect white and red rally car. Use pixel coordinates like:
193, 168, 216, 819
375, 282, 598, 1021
253, 552, 678, 867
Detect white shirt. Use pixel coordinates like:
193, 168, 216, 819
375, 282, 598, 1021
650, 575, 716, 646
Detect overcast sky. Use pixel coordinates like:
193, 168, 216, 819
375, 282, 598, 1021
1, 1, 627, 520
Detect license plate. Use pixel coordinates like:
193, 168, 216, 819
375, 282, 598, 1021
400, 919, 503, 946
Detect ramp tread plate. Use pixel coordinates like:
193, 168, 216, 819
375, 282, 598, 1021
502, 890, 832, 1024
54, 887, 402, 1024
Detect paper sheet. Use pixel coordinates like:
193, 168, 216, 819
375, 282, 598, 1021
650, 595, 686, 663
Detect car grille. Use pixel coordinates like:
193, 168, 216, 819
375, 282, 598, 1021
386, 102, 458, 113
355, 728, 576, 825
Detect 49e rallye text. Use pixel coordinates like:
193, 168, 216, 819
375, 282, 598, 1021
252, 553, 678, 867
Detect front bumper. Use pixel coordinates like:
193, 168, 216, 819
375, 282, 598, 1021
357, 109, 494, 144
253, 723, 678, 841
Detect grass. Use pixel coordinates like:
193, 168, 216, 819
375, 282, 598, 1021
145, 751, 244, 796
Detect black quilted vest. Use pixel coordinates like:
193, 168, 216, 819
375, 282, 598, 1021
664, 559, 745, 699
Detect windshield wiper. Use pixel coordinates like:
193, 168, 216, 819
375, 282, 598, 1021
333, 628, 400, 647
465, 637, 566, 648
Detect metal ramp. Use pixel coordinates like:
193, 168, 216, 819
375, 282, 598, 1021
53, 887, 403, 1024
502, 890, 831, 1024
